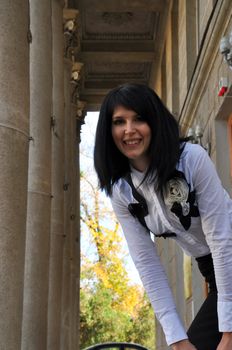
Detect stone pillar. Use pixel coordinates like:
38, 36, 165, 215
69, 103, 79, 350
75, 103, 86, 350
0, 2, 29, 349
72, 116, 83, 350
75, 148, 81, 350
60, 8, 80, 346
47, 1, 65, 349
21, 1, 52, 349
60, 57, 72, 350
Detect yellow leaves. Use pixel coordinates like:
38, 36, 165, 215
84, 254, 145, 319
83, 215, 124, 262
81, 176, 148, 319
93, 263, 111, 288
118, 285, 142, 317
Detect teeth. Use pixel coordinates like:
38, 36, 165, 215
125, 140, 140, 145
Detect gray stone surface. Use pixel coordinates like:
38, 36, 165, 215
0, 1, 29, 349
47, 1, 65, 349
21, 1, 53, 348
60, 58, 72, 350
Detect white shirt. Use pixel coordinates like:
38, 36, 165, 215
111, 143, 232, 346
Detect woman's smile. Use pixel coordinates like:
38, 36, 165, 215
123, 138, 142, 145
111, 105, 151, 171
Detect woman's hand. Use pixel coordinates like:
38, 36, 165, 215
171, 339, 197, 350
217, 332, 232, 350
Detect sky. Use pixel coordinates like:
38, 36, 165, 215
80, 111, 142, 286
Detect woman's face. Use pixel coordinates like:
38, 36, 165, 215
111, 105, 151, 172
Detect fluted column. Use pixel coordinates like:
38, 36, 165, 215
0, 2, 29, 349
69, 103, 79, 350
21, 1, 52, 349
60, 57, 72, 350
73, 103, 86, 350
47, 1, 65, 349
75, 134, 81, 350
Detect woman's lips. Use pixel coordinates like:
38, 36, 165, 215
123, 139, 141, 145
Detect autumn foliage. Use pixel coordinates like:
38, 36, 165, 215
80, 174, 155, 349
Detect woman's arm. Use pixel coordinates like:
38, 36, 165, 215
111, 183, 188, 346
217, 332, 232, 350
190, 145, 232, 335
171, 339, 197, 350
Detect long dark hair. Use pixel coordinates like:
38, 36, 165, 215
94, 83, 181, 196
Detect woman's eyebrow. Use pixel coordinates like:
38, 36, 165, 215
112, 115, 123, 119
112, 113, 138, 119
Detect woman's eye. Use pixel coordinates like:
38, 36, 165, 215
112, 115, 145, 125
135, 115, 145, 122
112, 119, 124, 125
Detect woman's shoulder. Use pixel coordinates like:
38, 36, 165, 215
110, 177, 139, 214
180, 142, 207, 161
111, 178, 132, 201
178, 143, 210, 179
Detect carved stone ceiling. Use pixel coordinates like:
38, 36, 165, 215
72, 0, 172, 111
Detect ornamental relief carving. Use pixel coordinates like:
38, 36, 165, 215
102, 12, 133, 25
82, 11, 158, 41
85, 62, 152, 80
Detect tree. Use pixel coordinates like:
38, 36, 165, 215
80, 174, 155, 350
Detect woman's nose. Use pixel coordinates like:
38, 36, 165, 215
125, 121, 135, 134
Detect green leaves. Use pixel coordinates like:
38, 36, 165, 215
80, 284, 155, 349
80, 177, 155, 350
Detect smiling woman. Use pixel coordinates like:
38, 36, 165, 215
111, 106, 151, 172
93, 83, 232, 350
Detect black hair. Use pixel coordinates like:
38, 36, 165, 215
94, 83, 181, 196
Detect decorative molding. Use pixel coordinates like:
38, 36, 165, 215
70, 63, 85, 105
102, 12, 133, 26
76, 100, 87, 143
71, 62, 84, 83
82, 11, 158, 41
77, 100, 87, 119
85, 62, 151, 81
63, 8, 80, 58
71, 0, 170, 110
63, 8, 79, 20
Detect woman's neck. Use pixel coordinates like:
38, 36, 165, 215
129, 156, 150, 172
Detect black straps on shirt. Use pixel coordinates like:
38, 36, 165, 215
124, 173, 176, 239
124, 172, 148, 228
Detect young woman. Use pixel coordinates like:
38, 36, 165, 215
93, 83, 232, 350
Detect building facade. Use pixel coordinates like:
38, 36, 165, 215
0, 1, 85, 349
153, 1, 232, 349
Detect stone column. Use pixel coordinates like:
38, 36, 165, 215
0, 2, 29, 349
47, 1, 65, 349
60, 8, 81, 345
60, 57, 72, 350
69, 103, 79, 350
75, 137, 81, 350
21, 1, 52, 349
75, 103, 86, 350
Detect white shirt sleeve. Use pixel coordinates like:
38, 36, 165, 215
190, 145, 232, 332
111, 186, 188, 346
